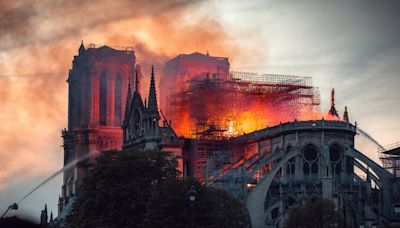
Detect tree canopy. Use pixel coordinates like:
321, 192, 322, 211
284, 197, 347, 228
66, 149, 178, 227
66, 149, 251, 228
145, 178, 251, 228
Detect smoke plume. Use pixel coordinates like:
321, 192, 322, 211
0, 0, 265, 197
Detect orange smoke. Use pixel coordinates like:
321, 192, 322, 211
0, 0, 266, 195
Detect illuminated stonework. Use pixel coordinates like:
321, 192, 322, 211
60, 43, 137, 213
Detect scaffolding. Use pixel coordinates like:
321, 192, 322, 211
378, 142, 400, 177
169, 71, 321, 140
191, 140, 229, 182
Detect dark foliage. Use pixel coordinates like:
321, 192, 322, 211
284, 197, 348, 228
66, 148, 251, 228
144, 178, 251, 228
66, 149, 178, 228
0, 216, 42, 228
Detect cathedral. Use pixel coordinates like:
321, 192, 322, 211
59, 43, 182, 214
57, 43, 400, 228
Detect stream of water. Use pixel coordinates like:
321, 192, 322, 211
356, 127, 386, 152
17, 151, 99, 204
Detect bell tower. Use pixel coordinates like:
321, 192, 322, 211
60, 42, 138, 212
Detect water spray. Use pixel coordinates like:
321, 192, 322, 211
18, 151, 99, 204
1, 150, 100, 219
356, 127, 386, 151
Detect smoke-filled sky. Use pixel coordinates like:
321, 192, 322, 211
0, 0, 399, 221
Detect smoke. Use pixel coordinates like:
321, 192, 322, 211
0, 0, 266, 205
0, 0, 202, 51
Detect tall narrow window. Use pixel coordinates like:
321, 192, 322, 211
100, 71, 108, 126
75, 80, 81, 126
114, 73, 122, 126
82, 76, 90, 126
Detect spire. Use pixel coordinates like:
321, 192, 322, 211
135, 70, 139, 93
40, 204, 48, 225
79, 40, 85, 55
343, 106, 349, 122
148, 65, 158, 114
328, 88, 339, 118
50, 211, 53, 223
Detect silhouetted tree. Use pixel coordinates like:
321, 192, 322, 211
144, 178, 251, 228
66, 148, 251, 228
0, 216, 42, 228
66, 149, 178, 228
284, 197, 347, 228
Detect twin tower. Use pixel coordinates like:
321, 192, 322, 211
59, 43, 181, 213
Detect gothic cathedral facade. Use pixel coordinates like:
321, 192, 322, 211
59, 43, 183, 214
60, 43, 137, 212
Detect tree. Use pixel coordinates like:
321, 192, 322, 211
284, 197, 348, 228
0, 216, 42, 228
66, 148, 178, 228
144, 178, 251, 228
66, 148, 251, 228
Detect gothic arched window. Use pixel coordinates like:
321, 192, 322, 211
286, 158, 296, 177
329, 144, 343, 175
302, 145, 319, 179
114, 73, 122, 126
100, 71, 108, 126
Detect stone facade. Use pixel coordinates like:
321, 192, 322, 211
205, 120, 400, 228
59, 45, 400, 228
122, 66, 184, 174
60, 43, 137, 213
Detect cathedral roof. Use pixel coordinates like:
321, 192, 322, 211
166, 52, 229, 65
81, 45, 135, 62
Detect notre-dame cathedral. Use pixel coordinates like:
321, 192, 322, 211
59, 43, 182, 213
56, 43, 400, 228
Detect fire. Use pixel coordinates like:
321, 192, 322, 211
234, 111, 268, 134
225, 120, 236, 136
170, 109, 191, 137
168, 88, 323, 139
160, 53, 322, 139
222, 109, 269, 137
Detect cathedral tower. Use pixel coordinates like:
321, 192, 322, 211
60, 42, 138, 211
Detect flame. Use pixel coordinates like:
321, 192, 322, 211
225, 120, 236, 136
325, 112, 341, 121
223, 110, 268, 136
169, 87, 324, 139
